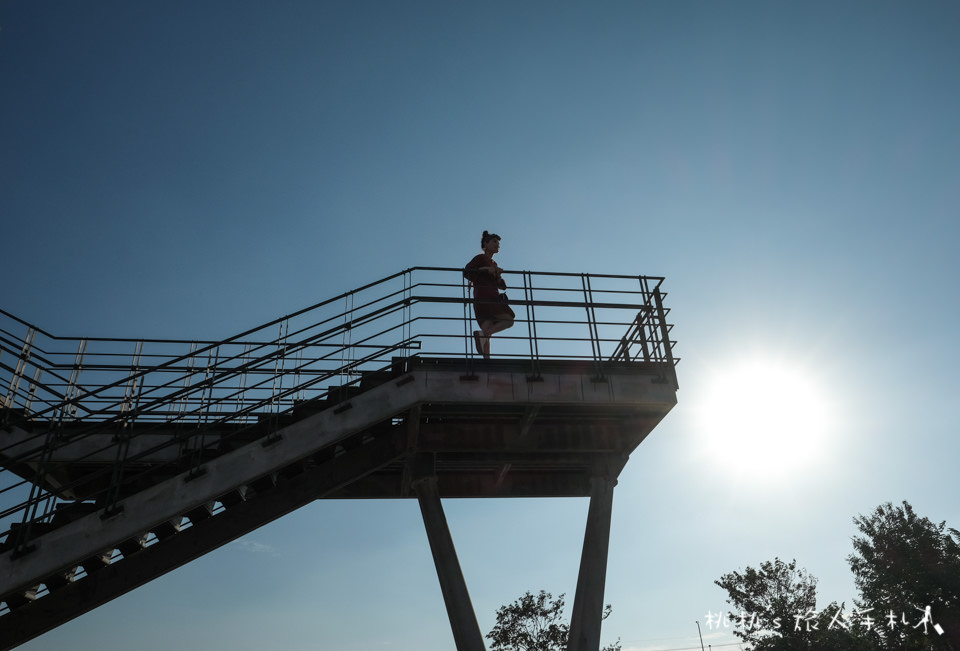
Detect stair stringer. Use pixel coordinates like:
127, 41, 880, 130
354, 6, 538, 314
0, 432, 405, 650
0, 368, 425, 600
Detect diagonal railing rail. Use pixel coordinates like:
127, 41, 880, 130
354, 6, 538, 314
1, 267, 677, 559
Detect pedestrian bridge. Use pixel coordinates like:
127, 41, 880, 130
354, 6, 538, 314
0, 267, 678, 650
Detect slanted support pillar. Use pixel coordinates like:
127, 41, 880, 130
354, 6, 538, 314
414, 476, 486, 651
567, 476, 616, 651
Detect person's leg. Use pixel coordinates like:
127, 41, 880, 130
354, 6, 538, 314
478, 320, 493, 358
480, 315, 514, 357
489, 316, 514, 334
472, 329, 484, 355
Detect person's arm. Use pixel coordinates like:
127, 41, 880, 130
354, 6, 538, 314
493, 261, 505, 287
464, 255, 486, 282
464, 255, 498, 281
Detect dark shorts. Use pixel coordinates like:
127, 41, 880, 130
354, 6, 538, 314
473, 288, 515, 326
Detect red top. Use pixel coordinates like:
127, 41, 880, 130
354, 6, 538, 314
464, 254, 506, 292
464, 254, 509, 326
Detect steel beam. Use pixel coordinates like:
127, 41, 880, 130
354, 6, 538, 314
414, 476, 485, 651
567, 476, 616, 651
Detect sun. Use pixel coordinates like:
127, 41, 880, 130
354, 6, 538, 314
697, 357, 833, 479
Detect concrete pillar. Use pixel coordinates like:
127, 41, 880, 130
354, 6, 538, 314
567, 476, 616, 651
414, 477, 486, 651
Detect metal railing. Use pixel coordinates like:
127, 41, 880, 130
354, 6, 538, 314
0, 267, 677, 554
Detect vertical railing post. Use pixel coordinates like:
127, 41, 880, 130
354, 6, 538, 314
191, 349, 213, 428
234, 342, 251, 419
636, 311, 651, 363
339, 294, 354, 390
462, 269, 474, 361
119, 340, 144, 426
523, 270, 541, 379
201, 345, 221, 424
462, 269, 480, 379
23, 367, 43, 414
103, 339, 147, 515
5, 327, 37, 409
185, 343, 211, 477
57, 339, 84, 417
177, 342, 198, 422
292, 333, 304, 404
405, 269, 416, 362
653, 287, 677, 389
581, 275, 604, 380
272, 320, 289, 416
633, 277, 654, 364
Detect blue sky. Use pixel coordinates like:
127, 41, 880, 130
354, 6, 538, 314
2, 1, 958, 649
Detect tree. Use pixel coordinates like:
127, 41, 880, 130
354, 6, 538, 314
486, 590, 621, 651
848, 501, 960, 650
714, 502, 960, 651
715, 558, 871, 650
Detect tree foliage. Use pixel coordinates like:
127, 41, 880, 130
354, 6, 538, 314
715, 557, 861, 649
715, 557, 874, 650
715, 502, 960, 651
848, 501, 960, 650
486, 590, 620, 651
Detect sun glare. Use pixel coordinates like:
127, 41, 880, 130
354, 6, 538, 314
698, 357, 833, 479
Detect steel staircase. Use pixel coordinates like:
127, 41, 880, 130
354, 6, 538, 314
0, 267, 678, 649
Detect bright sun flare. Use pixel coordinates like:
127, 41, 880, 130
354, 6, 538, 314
698, 358, 833, 479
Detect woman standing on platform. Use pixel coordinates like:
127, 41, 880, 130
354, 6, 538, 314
463, 231, 515, 359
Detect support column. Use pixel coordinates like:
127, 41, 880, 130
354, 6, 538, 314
414, 476, 486, 651
567, 476, 616, 651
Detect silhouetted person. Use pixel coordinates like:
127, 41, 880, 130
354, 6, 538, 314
464, 231, 515, 358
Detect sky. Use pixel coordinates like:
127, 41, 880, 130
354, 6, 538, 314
2, 1, 959, 649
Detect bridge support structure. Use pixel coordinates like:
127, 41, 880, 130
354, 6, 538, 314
567, 475, 617, 651
415, 474, 487, 651
415, 469, 620, 651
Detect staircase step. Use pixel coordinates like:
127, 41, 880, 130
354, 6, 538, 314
278, 462, 306, 481
43, 566, 78, 591
359, 370, 392, 390
340, 432, 366, 452
311, 445, 337, 464
249, 473, 277, 495
3, 586, 39, 610
218, 486, 247, 509
117, 534, 148, 558
51, 502, 100, 526
292, 399, 326, 420
186, 502, 215, 524
1, 522, 57, 553
152, 517, 183, 541
325, 385, 363, 405
81, 550, 114, 573
254, 414, 296, 435
0, 407, 30, 430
